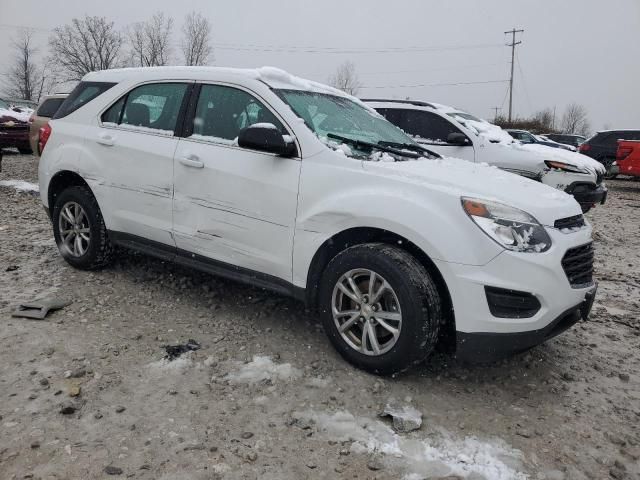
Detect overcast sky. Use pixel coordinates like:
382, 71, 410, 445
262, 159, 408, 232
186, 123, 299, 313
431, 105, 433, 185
1, 0, 638, 131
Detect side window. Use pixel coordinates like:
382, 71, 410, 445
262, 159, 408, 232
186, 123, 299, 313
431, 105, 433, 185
53, 82, 115, 119
36, 98, 65, 118
402, 110, 462, 143
101, 83, 188, 134
189, 84, 285, 142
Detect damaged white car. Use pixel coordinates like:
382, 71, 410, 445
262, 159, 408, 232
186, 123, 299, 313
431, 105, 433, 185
39, 66, 597, 374
365, 100, 607, 213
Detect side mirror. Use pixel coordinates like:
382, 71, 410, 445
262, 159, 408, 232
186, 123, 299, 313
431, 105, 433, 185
447, 132, 470, 146
237, 124, 296, 157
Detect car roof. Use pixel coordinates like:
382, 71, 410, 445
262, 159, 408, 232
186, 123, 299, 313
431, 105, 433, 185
596, 129, 640, 134
363, 98, 471, 115
82, 66, 351, 97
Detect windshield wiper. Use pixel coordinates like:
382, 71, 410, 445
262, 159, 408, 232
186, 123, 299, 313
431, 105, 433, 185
377, 140, 440, 158
327, 133, 422, 159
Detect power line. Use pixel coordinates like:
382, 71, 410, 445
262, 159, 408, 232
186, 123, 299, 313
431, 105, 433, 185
214, 42, 505, 55
360, 61, 507, 77
361, 79, 509, 90
505, 27, 524, 122
515, 50, 533, 114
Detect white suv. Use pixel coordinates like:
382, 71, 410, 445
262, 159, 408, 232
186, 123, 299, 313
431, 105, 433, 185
39, 66, 597, 374
364, 100, 607, 213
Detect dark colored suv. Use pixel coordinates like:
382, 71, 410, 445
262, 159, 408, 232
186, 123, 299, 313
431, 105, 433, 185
545, 134, 586, 148
579, 130, 640, 172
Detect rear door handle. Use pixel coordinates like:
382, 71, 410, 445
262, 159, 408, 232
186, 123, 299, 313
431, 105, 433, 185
97, 132, 115, 146
178, 154, 204, 169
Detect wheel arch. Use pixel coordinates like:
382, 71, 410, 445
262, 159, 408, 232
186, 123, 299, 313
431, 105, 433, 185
46, 170, 93, 219
305, 226, 456, 351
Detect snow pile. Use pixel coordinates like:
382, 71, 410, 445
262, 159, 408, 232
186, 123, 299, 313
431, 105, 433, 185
147, 353, 195, 373
0, 180, 40, 193
299, 410, 528, 479
226, 356, 301, 384
370, 151, 396, 162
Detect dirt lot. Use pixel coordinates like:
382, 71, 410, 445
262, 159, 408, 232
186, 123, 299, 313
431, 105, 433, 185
1, 151, 639, 480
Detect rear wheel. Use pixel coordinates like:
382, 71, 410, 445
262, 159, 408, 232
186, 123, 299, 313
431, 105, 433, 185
319, 243, 442, 375
602, 156, 617, 179
52, 186, 113, 270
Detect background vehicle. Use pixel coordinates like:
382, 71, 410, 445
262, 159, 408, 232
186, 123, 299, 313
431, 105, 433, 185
29, 94, 68, 155
612, 140, 640, 178
366, 99, 607, 212
39, 67, 597, 374
0, 98, 34, 154
545, 133, 586, 148
506, 129, 576, 151
578, 129, 640, 176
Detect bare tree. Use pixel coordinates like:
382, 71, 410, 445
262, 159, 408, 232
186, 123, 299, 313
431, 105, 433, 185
181, 12, 213, 66
328, 61, 362, 96
561, 103, 591, 136
128, 13, 174, 67
3, 30, 42, 101
533, 108, 554, 132
49, 16, 123, 81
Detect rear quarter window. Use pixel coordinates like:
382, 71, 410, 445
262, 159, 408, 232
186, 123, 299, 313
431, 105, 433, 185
36, 98, 66, 118
53, 82, 116, 119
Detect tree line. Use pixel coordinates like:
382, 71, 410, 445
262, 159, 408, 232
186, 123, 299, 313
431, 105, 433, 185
2, 12, 213, 102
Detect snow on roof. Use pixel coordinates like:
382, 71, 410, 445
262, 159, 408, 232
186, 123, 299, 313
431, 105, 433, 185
82, 65, 352, 97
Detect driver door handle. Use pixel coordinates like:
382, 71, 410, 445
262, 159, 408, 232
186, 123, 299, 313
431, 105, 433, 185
178, 154, 204, 169
97, 132, 115, 146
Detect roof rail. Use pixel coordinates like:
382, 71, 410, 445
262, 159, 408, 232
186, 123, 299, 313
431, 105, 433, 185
361, 98, 436, 109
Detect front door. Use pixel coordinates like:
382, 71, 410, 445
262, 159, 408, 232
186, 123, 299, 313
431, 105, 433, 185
172, 83, 300, 282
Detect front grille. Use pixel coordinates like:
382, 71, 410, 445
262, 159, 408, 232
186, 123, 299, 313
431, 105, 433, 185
554, 214, 585, 230
562, 242, 594, 287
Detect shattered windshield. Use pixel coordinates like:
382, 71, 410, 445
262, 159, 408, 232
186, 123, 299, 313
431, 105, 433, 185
276, 89, 420, 154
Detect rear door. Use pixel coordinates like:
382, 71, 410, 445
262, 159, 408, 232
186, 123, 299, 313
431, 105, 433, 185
91, 81, 191, 246
172, 83, 301, 282
377, 108, 475, 161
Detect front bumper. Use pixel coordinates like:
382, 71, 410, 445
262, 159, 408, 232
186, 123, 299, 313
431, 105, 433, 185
566, 182, 607, 207
433, 225, 596, 360
456, 284, 597, 362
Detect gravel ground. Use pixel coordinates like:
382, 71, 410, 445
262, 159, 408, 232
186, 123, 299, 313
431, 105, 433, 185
0, 151, 639, 480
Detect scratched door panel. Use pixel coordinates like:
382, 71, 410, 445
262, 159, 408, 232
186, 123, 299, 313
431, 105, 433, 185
91, 126, 178, 246
173, 139, 300, 282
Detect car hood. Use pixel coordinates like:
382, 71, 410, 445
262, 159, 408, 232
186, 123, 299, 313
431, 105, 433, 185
362, 157, 582, 227
514, 143, 606, 174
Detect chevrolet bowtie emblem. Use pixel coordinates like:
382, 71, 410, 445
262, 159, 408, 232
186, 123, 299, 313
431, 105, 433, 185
1, 121, 16, 127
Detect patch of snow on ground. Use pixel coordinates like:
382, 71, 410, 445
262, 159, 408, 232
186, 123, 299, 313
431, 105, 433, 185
226, 355, 301, 384
300, 410, 528, 480
147, 354, 195, 373
0, 180, 40, 193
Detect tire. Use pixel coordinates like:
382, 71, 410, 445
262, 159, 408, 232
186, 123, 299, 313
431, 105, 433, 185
602, 156, 617, 180
319, 243, 442, 375
18, 147, 33, 155
52, 185, 114, 270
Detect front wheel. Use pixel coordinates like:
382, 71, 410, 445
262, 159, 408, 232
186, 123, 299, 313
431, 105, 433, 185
319, 243, 442, 375
52, 185, 113, 270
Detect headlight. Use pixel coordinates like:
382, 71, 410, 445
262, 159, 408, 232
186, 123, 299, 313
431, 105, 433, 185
544, 160, 589, 174
461, 198, 552, 253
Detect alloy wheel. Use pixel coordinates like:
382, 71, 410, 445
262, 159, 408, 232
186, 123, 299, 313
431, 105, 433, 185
331, 268, 402, 356
58, 201, 91, 257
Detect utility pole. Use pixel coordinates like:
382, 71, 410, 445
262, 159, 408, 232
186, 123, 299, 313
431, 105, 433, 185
505, 28, 524, 122
492, 106, 501, 123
